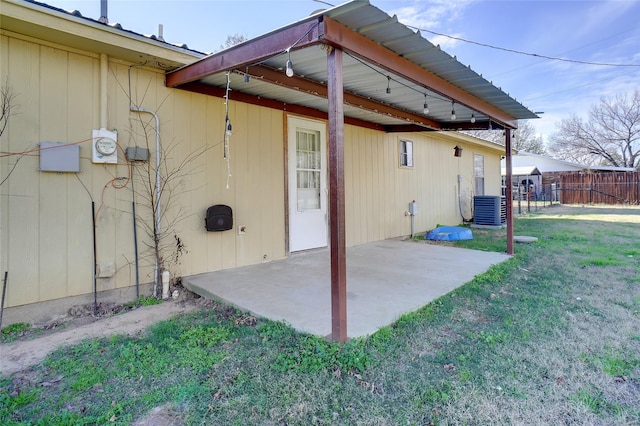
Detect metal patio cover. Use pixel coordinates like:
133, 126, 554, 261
165, 0, 535, 342
166, 0, 537, 131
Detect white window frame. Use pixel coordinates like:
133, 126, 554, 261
399, 139, 414, 168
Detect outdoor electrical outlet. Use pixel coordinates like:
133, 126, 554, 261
238, 225, 246, 235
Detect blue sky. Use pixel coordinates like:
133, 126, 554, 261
51, 0, 640, 144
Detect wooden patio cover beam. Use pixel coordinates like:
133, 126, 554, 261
327, 47, 347, 343
176, 81, 386, 132
168, 15, 517, 131
246, 64, 441, 129
505, 129, 514, 255
321, 17, 519, 130
166, 18, 324, 88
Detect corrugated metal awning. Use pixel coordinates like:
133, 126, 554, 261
167, 0, 537, 131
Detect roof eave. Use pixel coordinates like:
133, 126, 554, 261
2, 0, 204, 68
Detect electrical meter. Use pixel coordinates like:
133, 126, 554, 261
92, 128, 118, 164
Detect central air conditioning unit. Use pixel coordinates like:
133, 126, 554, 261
473, 196, 506, 226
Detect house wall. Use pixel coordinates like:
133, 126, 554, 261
0, 33, 286, 318
343, 127, 501, 246
0, 31, 502, 321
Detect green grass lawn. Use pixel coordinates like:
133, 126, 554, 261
2, 205, 640, 425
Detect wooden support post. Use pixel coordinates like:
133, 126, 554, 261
327, 47, 347, 342
505, 128, 514, 255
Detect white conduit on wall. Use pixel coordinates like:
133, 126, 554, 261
100, 54, 108, 129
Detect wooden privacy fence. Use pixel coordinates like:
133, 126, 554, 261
559, 172, 640, 205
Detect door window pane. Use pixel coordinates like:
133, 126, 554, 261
296, 129, 321, 211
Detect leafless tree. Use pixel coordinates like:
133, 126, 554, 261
219, 33, 248, 51
128, 111, 209, 296
0, 81, 16, 139
0, 81, 22, 188
119, 69, 211, 297
465, 120, 546, 154
548, 90, 640, 169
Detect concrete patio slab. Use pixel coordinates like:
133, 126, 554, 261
183, 239, 510, 338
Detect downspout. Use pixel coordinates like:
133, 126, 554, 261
129, 105, 161, 297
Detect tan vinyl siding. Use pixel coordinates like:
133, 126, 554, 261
0, 34, 286, 308
0, 30, 502, 310
343, 129, 503, 246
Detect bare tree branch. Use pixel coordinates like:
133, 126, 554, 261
0, 81, 22, 187
465, 120, 546, 154
0, 81, 17, 140
548, 90, 640, 169
218, 33, 248, 51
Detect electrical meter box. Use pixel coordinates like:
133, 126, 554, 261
39, 142, 81, 172
92, 128, 118, 164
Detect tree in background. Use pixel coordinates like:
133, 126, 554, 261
466, 120, 546, 154
219, 33, 248, 51
548, 90, 640, 169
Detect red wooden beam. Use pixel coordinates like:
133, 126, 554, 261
441, 120, 502, 131
247, 65, 442, 130
327, 47, 347, 343
321, 17, 518, 129
166, 18, 324, 87
383, 124, 437, 133
505, 128, 514, 255
176, 81, 386, 132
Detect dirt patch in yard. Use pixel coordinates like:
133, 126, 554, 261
0, 289, 212, 376
1, 290, 217, 425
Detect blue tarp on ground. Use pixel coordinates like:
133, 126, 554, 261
425, 226, 473, 241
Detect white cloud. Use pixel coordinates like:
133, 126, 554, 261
572, 0, 638, 40
389, 0, 475, 30
389, 0, 475, 49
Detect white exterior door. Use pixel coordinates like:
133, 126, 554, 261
288, 116, 328, 252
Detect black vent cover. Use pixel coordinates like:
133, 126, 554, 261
205, 205, 233, 232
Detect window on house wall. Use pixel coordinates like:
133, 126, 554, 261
474, 154, 485, 196
400, 139, 413, 167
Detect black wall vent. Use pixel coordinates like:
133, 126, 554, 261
205, 205, 233, 232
